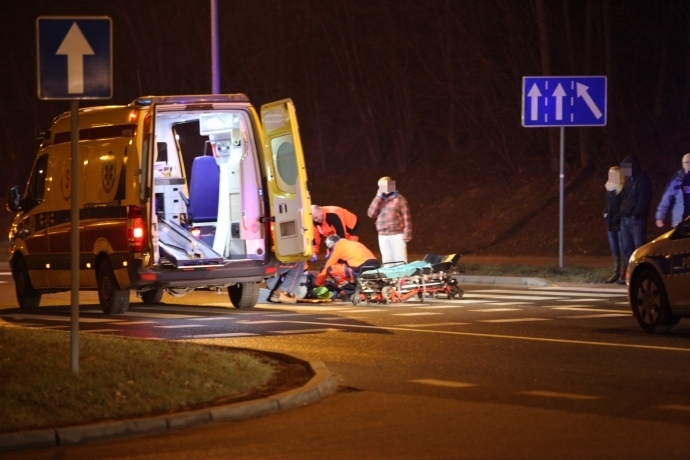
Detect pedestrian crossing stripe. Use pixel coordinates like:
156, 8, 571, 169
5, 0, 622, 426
479, 318, 550, 323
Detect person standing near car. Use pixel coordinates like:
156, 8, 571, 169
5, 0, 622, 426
655, 153, 690, 229
603, 166, 625, 283
367, 176, 412, 265
618, 154, 653, 284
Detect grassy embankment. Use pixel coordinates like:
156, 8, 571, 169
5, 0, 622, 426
0, 327, 279, 434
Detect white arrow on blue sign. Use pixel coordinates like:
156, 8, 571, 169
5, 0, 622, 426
37, 17, 112, 100
521, 76, 606, 127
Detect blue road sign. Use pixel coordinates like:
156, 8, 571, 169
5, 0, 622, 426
37, 17, 112, 100
522, 76, 607, 127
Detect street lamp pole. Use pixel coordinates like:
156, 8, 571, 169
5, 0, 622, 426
211, 0, 220, 94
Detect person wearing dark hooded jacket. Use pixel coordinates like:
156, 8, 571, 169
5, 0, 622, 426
618, 154, 653, 283
603, 166, 625, 283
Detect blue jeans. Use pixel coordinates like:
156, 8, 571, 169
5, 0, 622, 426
607, 230, 622, 258
620, 217, 647, 263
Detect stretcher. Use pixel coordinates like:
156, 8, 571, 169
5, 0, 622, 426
352, 254, 463, 305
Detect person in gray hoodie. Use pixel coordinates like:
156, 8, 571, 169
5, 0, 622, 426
618, 154, 653, 283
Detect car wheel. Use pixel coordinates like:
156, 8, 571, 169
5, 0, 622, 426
141, 288, 164, 304
97, 260, 130, 314
13, 257, 41, 310
228, 282, 259, 309
631, 269, 679, 333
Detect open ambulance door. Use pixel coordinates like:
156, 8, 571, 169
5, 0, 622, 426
260, 99, 313, 263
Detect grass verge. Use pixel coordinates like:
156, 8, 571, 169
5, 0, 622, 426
0, 327, 283, 434
461, 263, 612, 284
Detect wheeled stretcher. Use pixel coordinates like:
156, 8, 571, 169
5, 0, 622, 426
353, 254, 464, 305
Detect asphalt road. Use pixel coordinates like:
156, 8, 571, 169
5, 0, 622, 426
2, 277, 690, 459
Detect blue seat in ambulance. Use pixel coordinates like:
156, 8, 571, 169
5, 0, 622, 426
187, 155, 219, 226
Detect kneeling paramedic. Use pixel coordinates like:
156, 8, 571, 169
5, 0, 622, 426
315, 235, 379, 297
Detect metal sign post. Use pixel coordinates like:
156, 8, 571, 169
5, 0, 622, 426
521, 76, 607, 268
37, 16, 112, 374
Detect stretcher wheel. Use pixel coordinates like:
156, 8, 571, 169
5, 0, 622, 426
352, 284, 361, 305
449, 285, 464, 299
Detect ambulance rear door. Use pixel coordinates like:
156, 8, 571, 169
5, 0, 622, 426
260, 99, 313, 262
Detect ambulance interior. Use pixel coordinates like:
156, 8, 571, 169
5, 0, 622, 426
151, 109, 265, 267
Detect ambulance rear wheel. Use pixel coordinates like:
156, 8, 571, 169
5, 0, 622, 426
141, 288, 164, 304
97, 260, 130, 314
228, 282, 259, 309
14, 257, 41, 310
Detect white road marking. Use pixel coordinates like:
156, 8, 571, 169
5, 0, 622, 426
560, 313, 630, 319
391, 312, 443, 316
479, 318, 550, 323
468, 308, 522, 312
154, 324, 207, 329
518, 390, 601, 400
183, 332, 259, 338
436, 299, 495, 304
417, 305, 467, 310
464, 294, 565, 301
270, 328, 341, 334
411, 379, 477, 388
314, 317, 350, 320
533, 286, 626, 293
552, 307, 630, 313
555, 298, 606, 302
398, 322, 468, 327
188, 317, 235, 321
485, 302, 532, 306
257, 305, 349, 311
120, 312, 202, 319
110, 321, 156, 325
236, 320, 284, 324
264, 313, 310, 317
0, 314, 123, 323
273, 320, 690, 352
475, 289, 624, 298
347, 309, 387, 312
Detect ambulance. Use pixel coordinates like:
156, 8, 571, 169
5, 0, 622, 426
6, 94, 313, 314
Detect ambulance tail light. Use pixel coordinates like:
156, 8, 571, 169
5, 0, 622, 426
128, 206, 145, 253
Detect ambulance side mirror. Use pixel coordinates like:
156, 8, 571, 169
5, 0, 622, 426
6, 186, 21, 212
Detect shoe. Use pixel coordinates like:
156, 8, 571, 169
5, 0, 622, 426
268, 293, 282, 303
278, 292, 297, 304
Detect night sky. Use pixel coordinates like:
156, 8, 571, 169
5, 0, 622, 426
1, 0, 688, 188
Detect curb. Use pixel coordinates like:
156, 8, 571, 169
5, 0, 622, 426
0, 353, 337, 453
454, 275, 551, 287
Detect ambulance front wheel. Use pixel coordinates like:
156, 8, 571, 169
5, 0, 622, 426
228, 282, 259, 309
97, 260, 130, 314
13, 257, 41, 310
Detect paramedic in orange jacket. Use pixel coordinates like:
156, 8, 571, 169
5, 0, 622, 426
315, 235, 379, 287
311, 204, 360, 262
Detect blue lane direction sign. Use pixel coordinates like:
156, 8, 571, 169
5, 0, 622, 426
522, 76, 606, 127
37, 17, 112, 100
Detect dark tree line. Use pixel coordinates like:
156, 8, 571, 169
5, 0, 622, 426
1, 0, 689, 189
